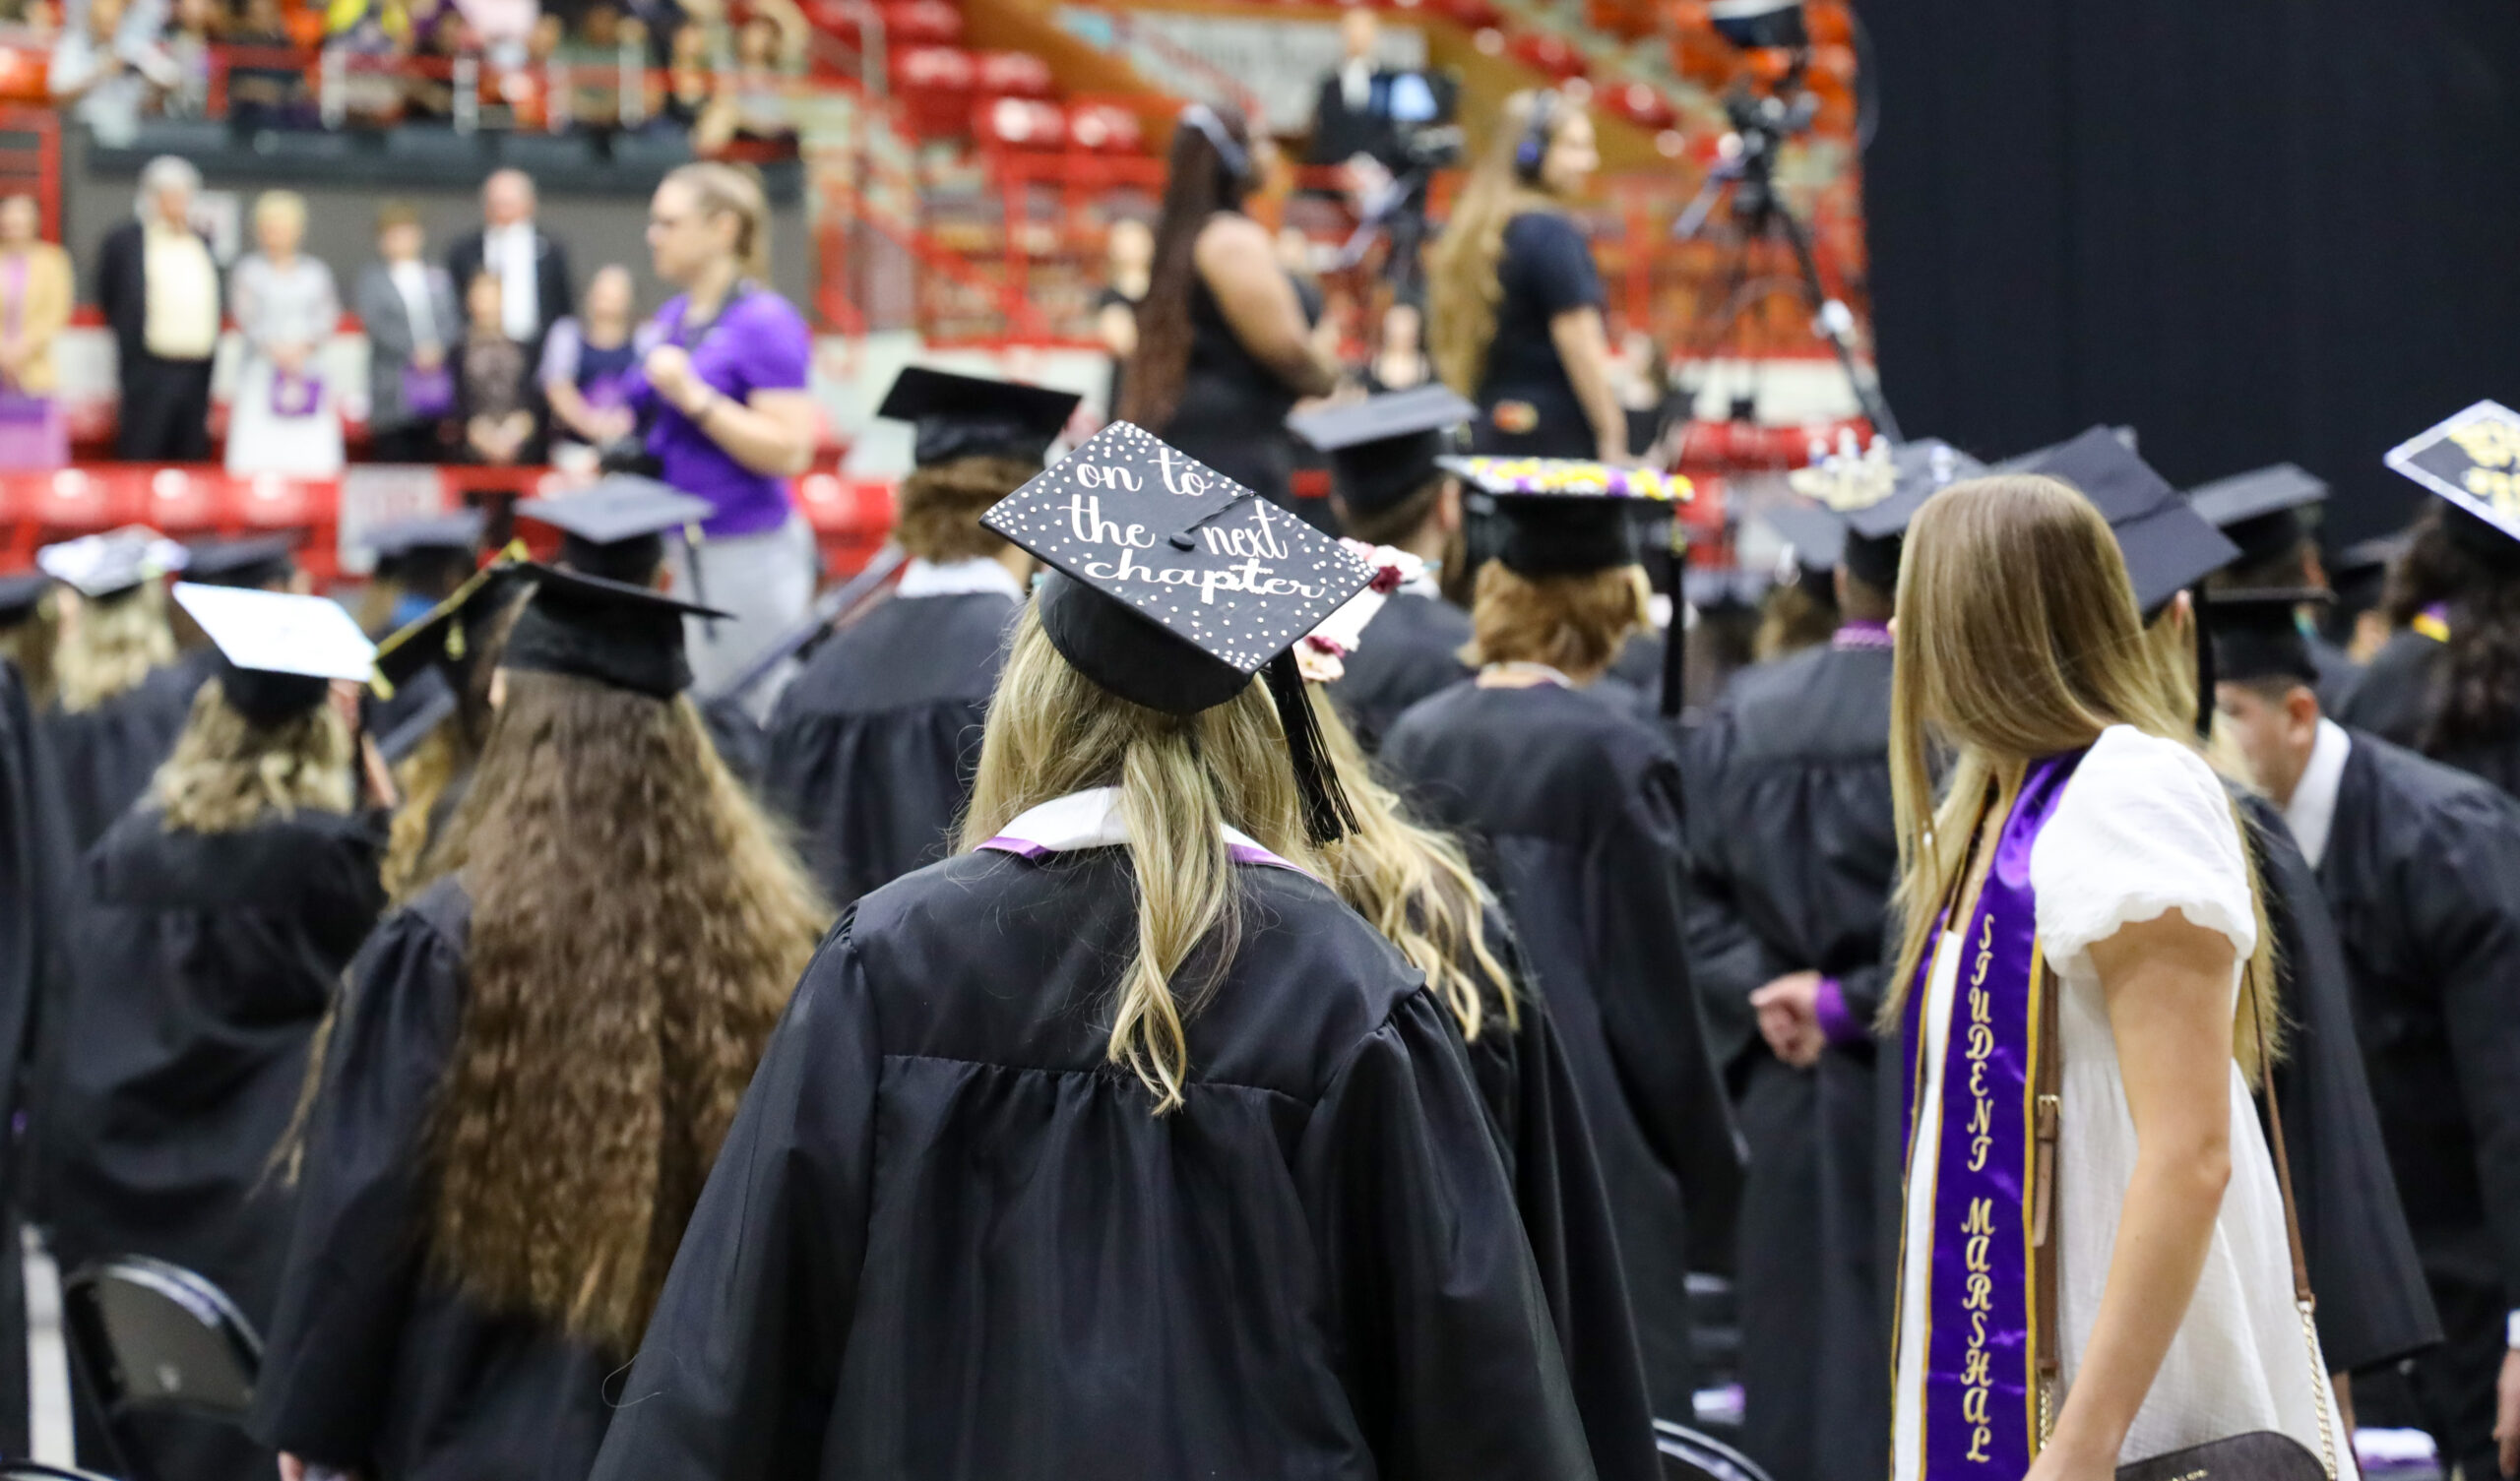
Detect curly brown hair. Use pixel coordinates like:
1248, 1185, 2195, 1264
1462, 559, 1648, 680
423, 669, 829, 1356
893, 455, 1034, 564
381, 588, 526, 902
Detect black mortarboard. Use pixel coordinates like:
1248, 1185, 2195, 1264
2188, 463, 2327, 573
2018, 426, 2239, 617
183, 533, 299, 589
502, 563, 728, 699
371, 664, 459, 764
370, 561, 530, 698
171, 583, 374, 726
1288, 386, 1477, 519
1435, 456, 1692, 576
366, 509, 485, 586
2384, 400, 2520, 572
980, 421, 1376, 840
518, 477, 715, 587
2204, 588, 2329, 689
879, 365, 1081, 469
1760, 502, 1845, 578
2329, 530, 2409, 617
37, 526, 187, 601
0, 572, 48, 629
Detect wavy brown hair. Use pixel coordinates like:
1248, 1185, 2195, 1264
1463, 559, 1649, 680
423, 669, 828, 1356
1116, 104, 1254, 431
152, 679, 354, 833
1427, 90, 1573, 399
56, 585, 175, 712
2381, 503, 2520, 763
894, 455, 1033, 564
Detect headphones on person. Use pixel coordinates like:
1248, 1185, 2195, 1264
1514, 90, 1563, 184
1180, 103, 1252, 186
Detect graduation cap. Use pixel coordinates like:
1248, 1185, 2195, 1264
2204, 587, 2331, 690
2188, 463, 2327, 574
1435, 456, 1692, 576
183, 533, 299, 590
0, 571, 49, 630
1287, 386, 1478, 520
879, 365, 1081, 469
517, 477, 715, 587
171, 583, 374, 726
36, 526, 187, 601
1759, 501, 1845, 580
2017, 426, 2238, 617
366, 509, 485, 586
370, 560, 530, 697
503, 563, 728, 700
370, 664, 460, 765
2384, 400, 2520, 571
2328, 530, 2409, 625
980, 421, 1377, 840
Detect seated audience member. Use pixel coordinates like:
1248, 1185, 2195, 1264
224, 0, 305, 124
356, 203, 462, 464
0, 194, 72, 470
691, 8, 798, 155
456, 273, 538, 466
540, 265, 648, 463
657, 19, 709, 129
48, 0, 163, 147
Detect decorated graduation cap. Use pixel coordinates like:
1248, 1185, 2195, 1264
1296, 540, 1420, 684
37, 526, 187, 601
979, 421, 1377, 840
2187, 463, 2327, 575
518, 477, 714, 586
2384, 400, 2520, 572
1435, 456, 1692, 576
879, 365, 1081, 469
183, 533, 299, 590
0, 571, 49, 630
1287, 386, 1478, 519
171, 584, 374, 726
2204, 587, 2331, 689
503, 563, 728, 700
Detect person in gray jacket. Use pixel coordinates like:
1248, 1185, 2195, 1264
355, 202, 461, 464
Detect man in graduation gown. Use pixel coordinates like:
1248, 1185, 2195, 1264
762, 368, 1076, 908
2189, 463, 2360, 705
1290, 386, 1479, 752
2214, 592, 2520, 1480
1681, 439, 1975, 1481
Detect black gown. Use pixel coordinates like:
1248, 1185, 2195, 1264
2311, 729, 2520, 1477
43, 648, 218, 850
1326, 590, 1471, 755
41, 805, 385, 1481
1678, 641, 1895, 1481
761, 586, 1017, 907
250, 881, 627, 1481
587, 844, 1596, 1480
1380, 678, 1742, 1422
2334, 628, 2520, 798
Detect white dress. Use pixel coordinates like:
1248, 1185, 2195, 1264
1891, 726, 2353, 1478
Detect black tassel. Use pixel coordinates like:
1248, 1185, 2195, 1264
1660, 545, 1687, 720
2192, 586, 2216, 741
1265, 650, 1357, 844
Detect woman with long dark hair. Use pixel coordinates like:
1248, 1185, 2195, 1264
1118, 103, 1337, 506
1426, 90, 1627, 462
252, 567, 828, 1481
2337, 497, 2520, 797
586, 427, 1591, 1480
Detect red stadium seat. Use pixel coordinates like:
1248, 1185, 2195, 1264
1066, 101, 1143, 154
976, 95, 1065, 149
224, 473, 334, 531
24, 467, 144, 537
140, 466, 222, 532
878, 0, 963, 45
1508, 31, 1587, 80
1431, 0, 1502, 28
891, 44, 976, 93
1604, 79, 1675, 129
975, 49, 1053, 97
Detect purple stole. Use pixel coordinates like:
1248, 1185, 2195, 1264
1896, 749, 2085, 1480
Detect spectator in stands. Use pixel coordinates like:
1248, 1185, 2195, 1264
0, 196, 73, 402
1307, 7, 1401, 175
225, 0, 308, 124
633, 160, 819, 701
1094, 216, 1151, 419
658, 18, 710, 130
448, 169, 574, 362
541, 264, 647, 463
227, 190, 346, 477
691, 9, 799, 157
355, 201, 461, 463
48, 0, 162, 149
156, 0, 219, 118
456, 272, 537, 465
1361, 295, 1429, 393
97, 155, 219, 463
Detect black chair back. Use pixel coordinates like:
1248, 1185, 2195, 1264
1656, 1418, 1778, 1481
60, 1257, 263, 1481
0, 1465, 125, 1480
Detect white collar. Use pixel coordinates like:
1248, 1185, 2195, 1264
976, 786, 1314, 879
895, 556, 1025, 601
2284, 716, 2352, 869
1479, 660, 1574, 689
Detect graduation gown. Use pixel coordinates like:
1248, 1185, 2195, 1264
41, 804, 385, 1481
43, 648, 218, 850
251, 881, 626, 1481
587, 841, 1596, 1480
2313, 730, 2520, 1473
1678, 640, 1895, 1481
1380, 678, 1742, 1421
2334, 628, 2520, 799
1326, 589, 1471, 754
761, 586, 1016, 907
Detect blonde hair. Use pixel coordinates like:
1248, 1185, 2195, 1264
152, 678, 354, 833
1313, 691, 1515, 1041
1427, 91, 1574, 398
55, 584, 175, 711
1883, 475, 2280, 1080
1463, 559, 1649, 679
253, 189, 307, 238
1, 592, 59, 710
662, 161, 772, 283
959, 608, 1316, 1113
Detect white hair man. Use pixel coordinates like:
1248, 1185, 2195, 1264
96, 154, 220, 462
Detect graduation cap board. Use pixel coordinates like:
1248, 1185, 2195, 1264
517, 477, 714, 586
2385, 400, 2520, 566
1435, 456, 1692, 576
183, 533, 298, 589
879, 365, 1081, 469
980, 420, 1377, 839
0, 571, 48, 628
2187, 463, 2328, 574
37, 527, 187, 601
503, 563, 729, 700
2203, 587, 2331, 689
172, 583, 374, 726
1775, 438, 1985, 589
2017, 426, 2238, 617
370, 556, 531, 698
1287, 386, 1478, 519
367, 509, 486, 561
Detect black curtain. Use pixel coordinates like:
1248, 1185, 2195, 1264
1857, 0, 2520, 544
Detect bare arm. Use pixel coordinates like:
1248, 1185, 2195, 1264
1096, 300, 1137, 360
1194, 216, 1336, 398
1548, 305, 1630, 463
2031, 911, 2237, 1480
692, 388, 819, 476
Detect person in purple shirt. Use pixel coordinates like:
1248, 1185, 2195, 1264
629, 161, 822, 701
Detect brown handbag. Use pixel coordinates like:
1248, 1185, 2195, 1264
2030, 961, 2341, 1481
